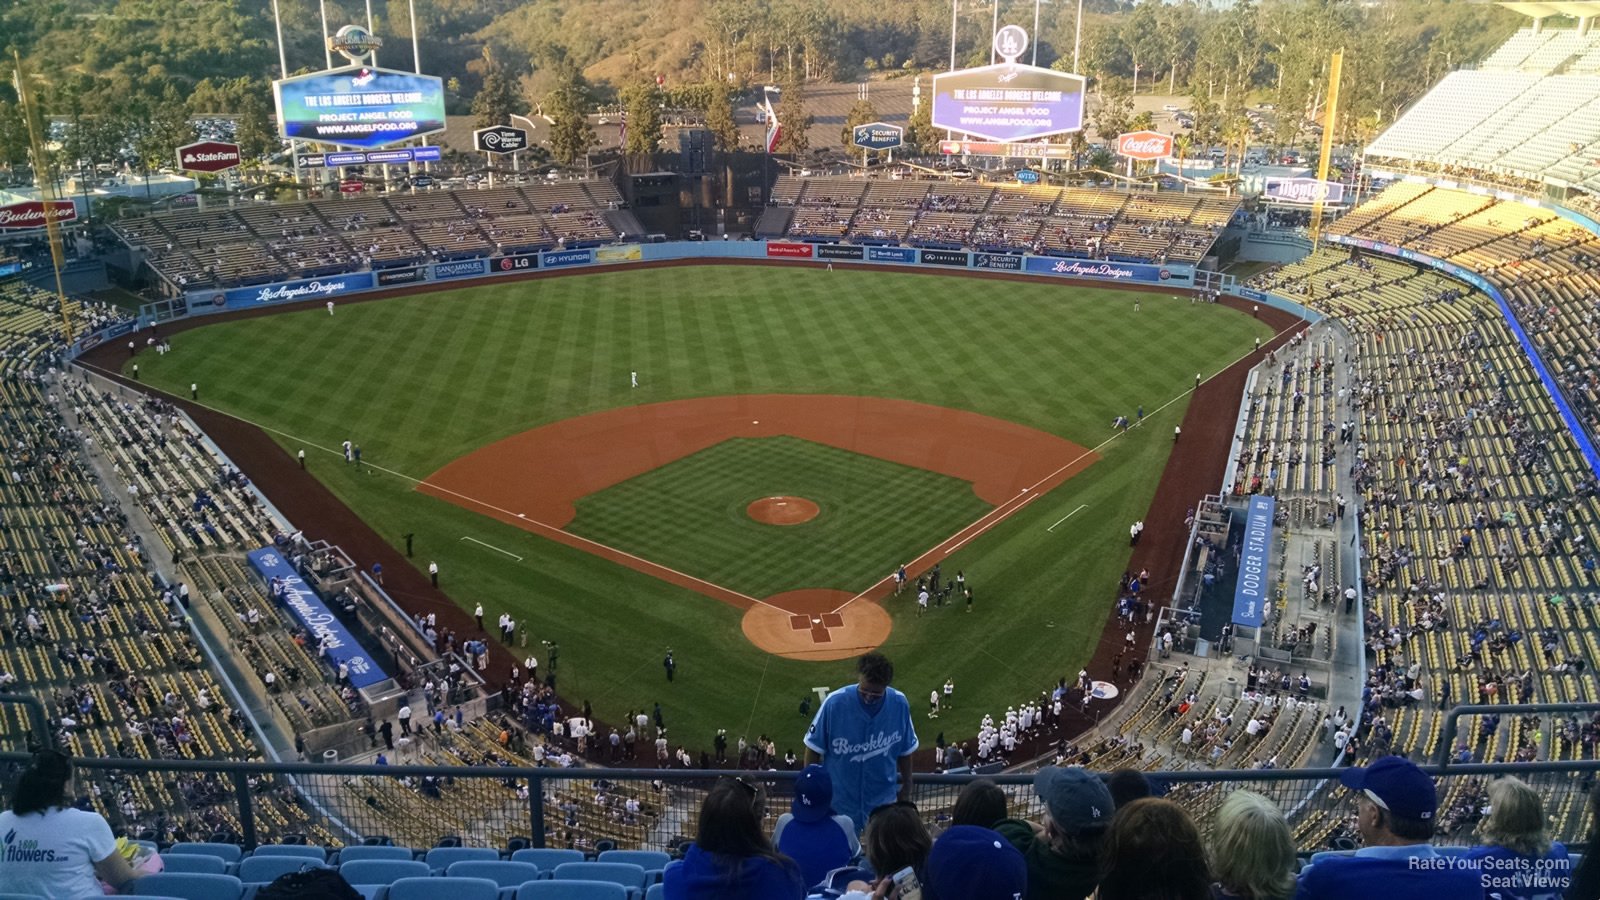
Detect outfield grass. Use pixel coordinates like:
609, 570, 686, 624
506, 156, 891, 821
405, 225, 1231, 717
134, 266, 1271, 748
567, 436, 993, 597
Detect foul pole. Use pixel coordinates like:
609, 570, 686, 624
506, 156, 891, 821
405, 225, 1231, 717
1309, 49, 1343, 249
11, 52, 73, 345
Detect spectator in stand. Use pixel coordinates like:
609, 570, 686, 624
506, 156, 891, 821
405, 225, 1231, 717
804, 652, 918, 835
1097, 798, 1210, 900
951, 777, 1009, 829
1464, 776, 1571, 900
772, 765, 858, 889
834, 800, 934, 897
1295, 756, 1480, 900
1209, 791, 1296, 900
1567, 783, 1600, 900
995, 765, 1111, 900
663, 776, 805, 900
922, 825, 1028, 900
1105, 768, 1153, 810
0, 750, 145, 899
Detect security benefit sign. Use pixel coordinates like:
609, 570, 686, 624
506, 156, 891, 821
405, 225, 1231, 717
1232, 494, 1274, 628
932, 64, 1086, 142
274, 65, 447, 149
852, 122, 904, 152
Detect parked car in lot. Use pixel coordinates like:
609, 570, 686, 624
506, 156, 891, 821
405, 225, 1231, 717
1163, 103, 1182, 112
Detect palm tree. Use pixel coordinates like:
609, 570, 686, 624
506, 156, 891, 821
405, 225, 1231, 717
1173, 133, 1192, 179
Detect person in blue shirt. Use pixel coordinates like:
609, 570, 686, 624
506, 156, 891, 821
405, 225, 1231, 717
1465, 776, 1570, 900
662, 776, 805, 900
803, 652, 918, 835
771, 764, 859, 889
1295, 755, 1480, 900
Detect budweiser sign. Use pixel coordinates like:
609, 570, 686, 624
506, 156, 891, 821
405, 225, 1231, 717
1115, 131, 1173, 161
176, 140, 242, 173
0, 201, 77, 230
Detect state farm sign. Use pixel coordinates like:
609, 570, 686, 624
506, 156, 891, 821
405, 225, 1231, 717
176, 140, 243, 173
0, 201, 77, 230
1116, 131, 1172, 161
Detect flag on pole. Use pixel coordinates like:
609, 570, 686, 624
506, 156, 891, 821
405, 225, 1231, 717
762, 87, 782, 153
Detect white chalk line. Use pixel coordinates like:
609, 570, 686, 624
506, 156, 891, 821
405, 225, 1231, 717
459, 535, 523, 561
1047, 504, 1090, 533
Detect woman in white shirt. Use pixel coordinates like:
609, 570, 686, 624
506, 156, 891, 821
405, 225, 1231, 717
0, 750, 143, 899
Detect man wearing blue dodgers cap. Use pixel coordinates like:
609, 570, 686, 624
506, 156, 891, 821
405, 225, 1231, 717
772, 764, 859, 888
924, 825, 1026, 900
1295, 755, 1480, 900
805, 653, 918, 836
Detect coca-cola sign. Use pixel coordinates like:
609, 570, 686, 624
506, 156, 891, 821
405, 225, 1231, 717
1115, 131, 1173, 161
176, 140, 242, 173
0, 200, 77, 230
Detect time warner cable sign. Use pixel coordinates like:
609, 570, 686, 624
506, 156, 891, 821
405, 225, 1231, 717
274, 65, 447, 149
1232, 495, 1274, 628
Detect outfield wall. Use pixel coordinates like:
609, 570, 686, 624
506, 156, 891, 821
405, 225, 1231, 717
101, 241, 1196, 346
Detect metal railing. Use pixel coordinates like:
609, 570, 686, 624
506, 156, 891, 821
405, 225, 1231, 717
4, 751, 1595, 854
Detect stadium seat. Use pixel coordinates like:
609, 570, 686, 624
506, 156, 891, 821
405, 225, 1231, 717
337, 845, 419, 864
550, 862, 648, 895
388, 876, 501, 900
596, 850, 670, 878
0, 893, 46, 900
516, 882, 629, 900
351, 887, 387, 900
158, 854, 228, 875
645, 884, 664, 900
238, 855, 330, 883
250, 844, 329, 862
424, 846, 501, 871
165, 841, 244, 863
339, 858, 432, 884
445, 860, 543, 887
511, 848, 585, 873
129, 873, 244, 900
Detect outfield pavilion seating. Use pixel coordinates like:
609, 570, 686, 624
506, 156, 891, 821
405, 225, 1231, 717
769, 174, 1235, 263
111, 181, 625, 292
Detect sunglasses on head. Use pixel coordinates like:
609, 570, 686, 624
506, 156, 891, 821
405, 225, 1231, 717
868, 799, 918, 820
720, 775, 758, 799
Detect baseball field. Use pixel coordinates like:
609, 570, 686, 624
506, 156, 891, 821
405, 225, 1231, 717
128, 264, 1271, 749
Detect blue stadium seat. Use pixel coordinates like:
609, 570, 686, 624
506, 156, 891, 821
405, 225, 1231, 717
351, 887, 387, 900
388, 876, 501, 900
596, 850, 670, 882
339, 858, 432, 884
424, 846, 501, 871
645, 884, 664, 900
158, 853, 228, 875
165, 842, 244, 863
337, 845, 419, 864
129, 872, 244, 900
550, 862, 648, 896
516, 882, 629, 900
0, 893, 46, 900
250, 844, 330, 862
445, 860, 543, 887
511, 848, 585, 875
238, 855, 330, 884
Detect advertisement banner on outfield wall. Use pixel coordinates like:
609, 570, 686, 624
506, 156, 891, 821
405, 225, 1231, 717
541, 249, 594, 268
765, 242, 815, 258
433, 259, 488, 280
375, 267, 422, 286
816, 244, 865, 261
867, 246, 917, 264
247, 547, 389, 689
919, 249, 971, 267
1023, 257, 1173, 283
492, 254, 537, 273
213, 272, 376, 309
596, 245, 643, 262
974, 253, 1023, 270
1233, 495, 1273, 628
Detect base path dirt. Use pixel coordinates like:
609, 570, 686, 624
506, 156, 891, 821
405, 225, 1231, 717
747, 496, 820, 526
741, 589, 892, 661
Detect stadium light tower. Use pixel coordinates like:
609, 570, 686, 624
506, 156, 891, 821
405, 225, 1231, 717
1073, 0, 1083, 73
1033, 0, 1050, 66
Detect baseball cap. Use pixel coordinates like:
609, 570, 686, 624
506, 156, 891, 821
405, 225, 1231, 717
924, 825, 1026, 900
1033, 765, 1114, 832
1339, 755, 1437, 821
791, 764, 834, 824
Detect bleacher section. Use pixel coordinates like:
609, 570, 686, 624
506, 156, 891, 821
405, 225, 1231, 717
112, 181, 625, 291
767, 174, 1236, 263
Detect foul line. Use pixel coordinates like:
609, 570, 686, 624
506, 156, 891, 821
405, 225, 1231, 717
459, 536, 523, 561
826, 323, 1300, 616
1047, 504, 1089, 533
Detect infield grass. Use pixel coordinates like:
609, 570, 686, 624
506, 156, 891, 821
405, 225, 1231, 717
133, 265, 1272, 748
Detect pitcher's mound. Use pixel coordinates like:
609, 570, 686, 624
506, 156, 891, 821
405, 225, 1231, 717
742, 589, 891, 660
747, 495, 820, 525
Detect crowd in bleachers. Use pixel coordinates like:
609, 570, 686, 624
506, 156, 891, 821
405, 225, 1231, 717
768, 175, 1236, 263
111, 181, 628, 292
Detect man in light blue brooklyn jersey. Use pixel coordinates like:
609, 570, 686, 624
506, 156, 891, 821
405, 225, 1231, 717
803, 652, 918, 834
